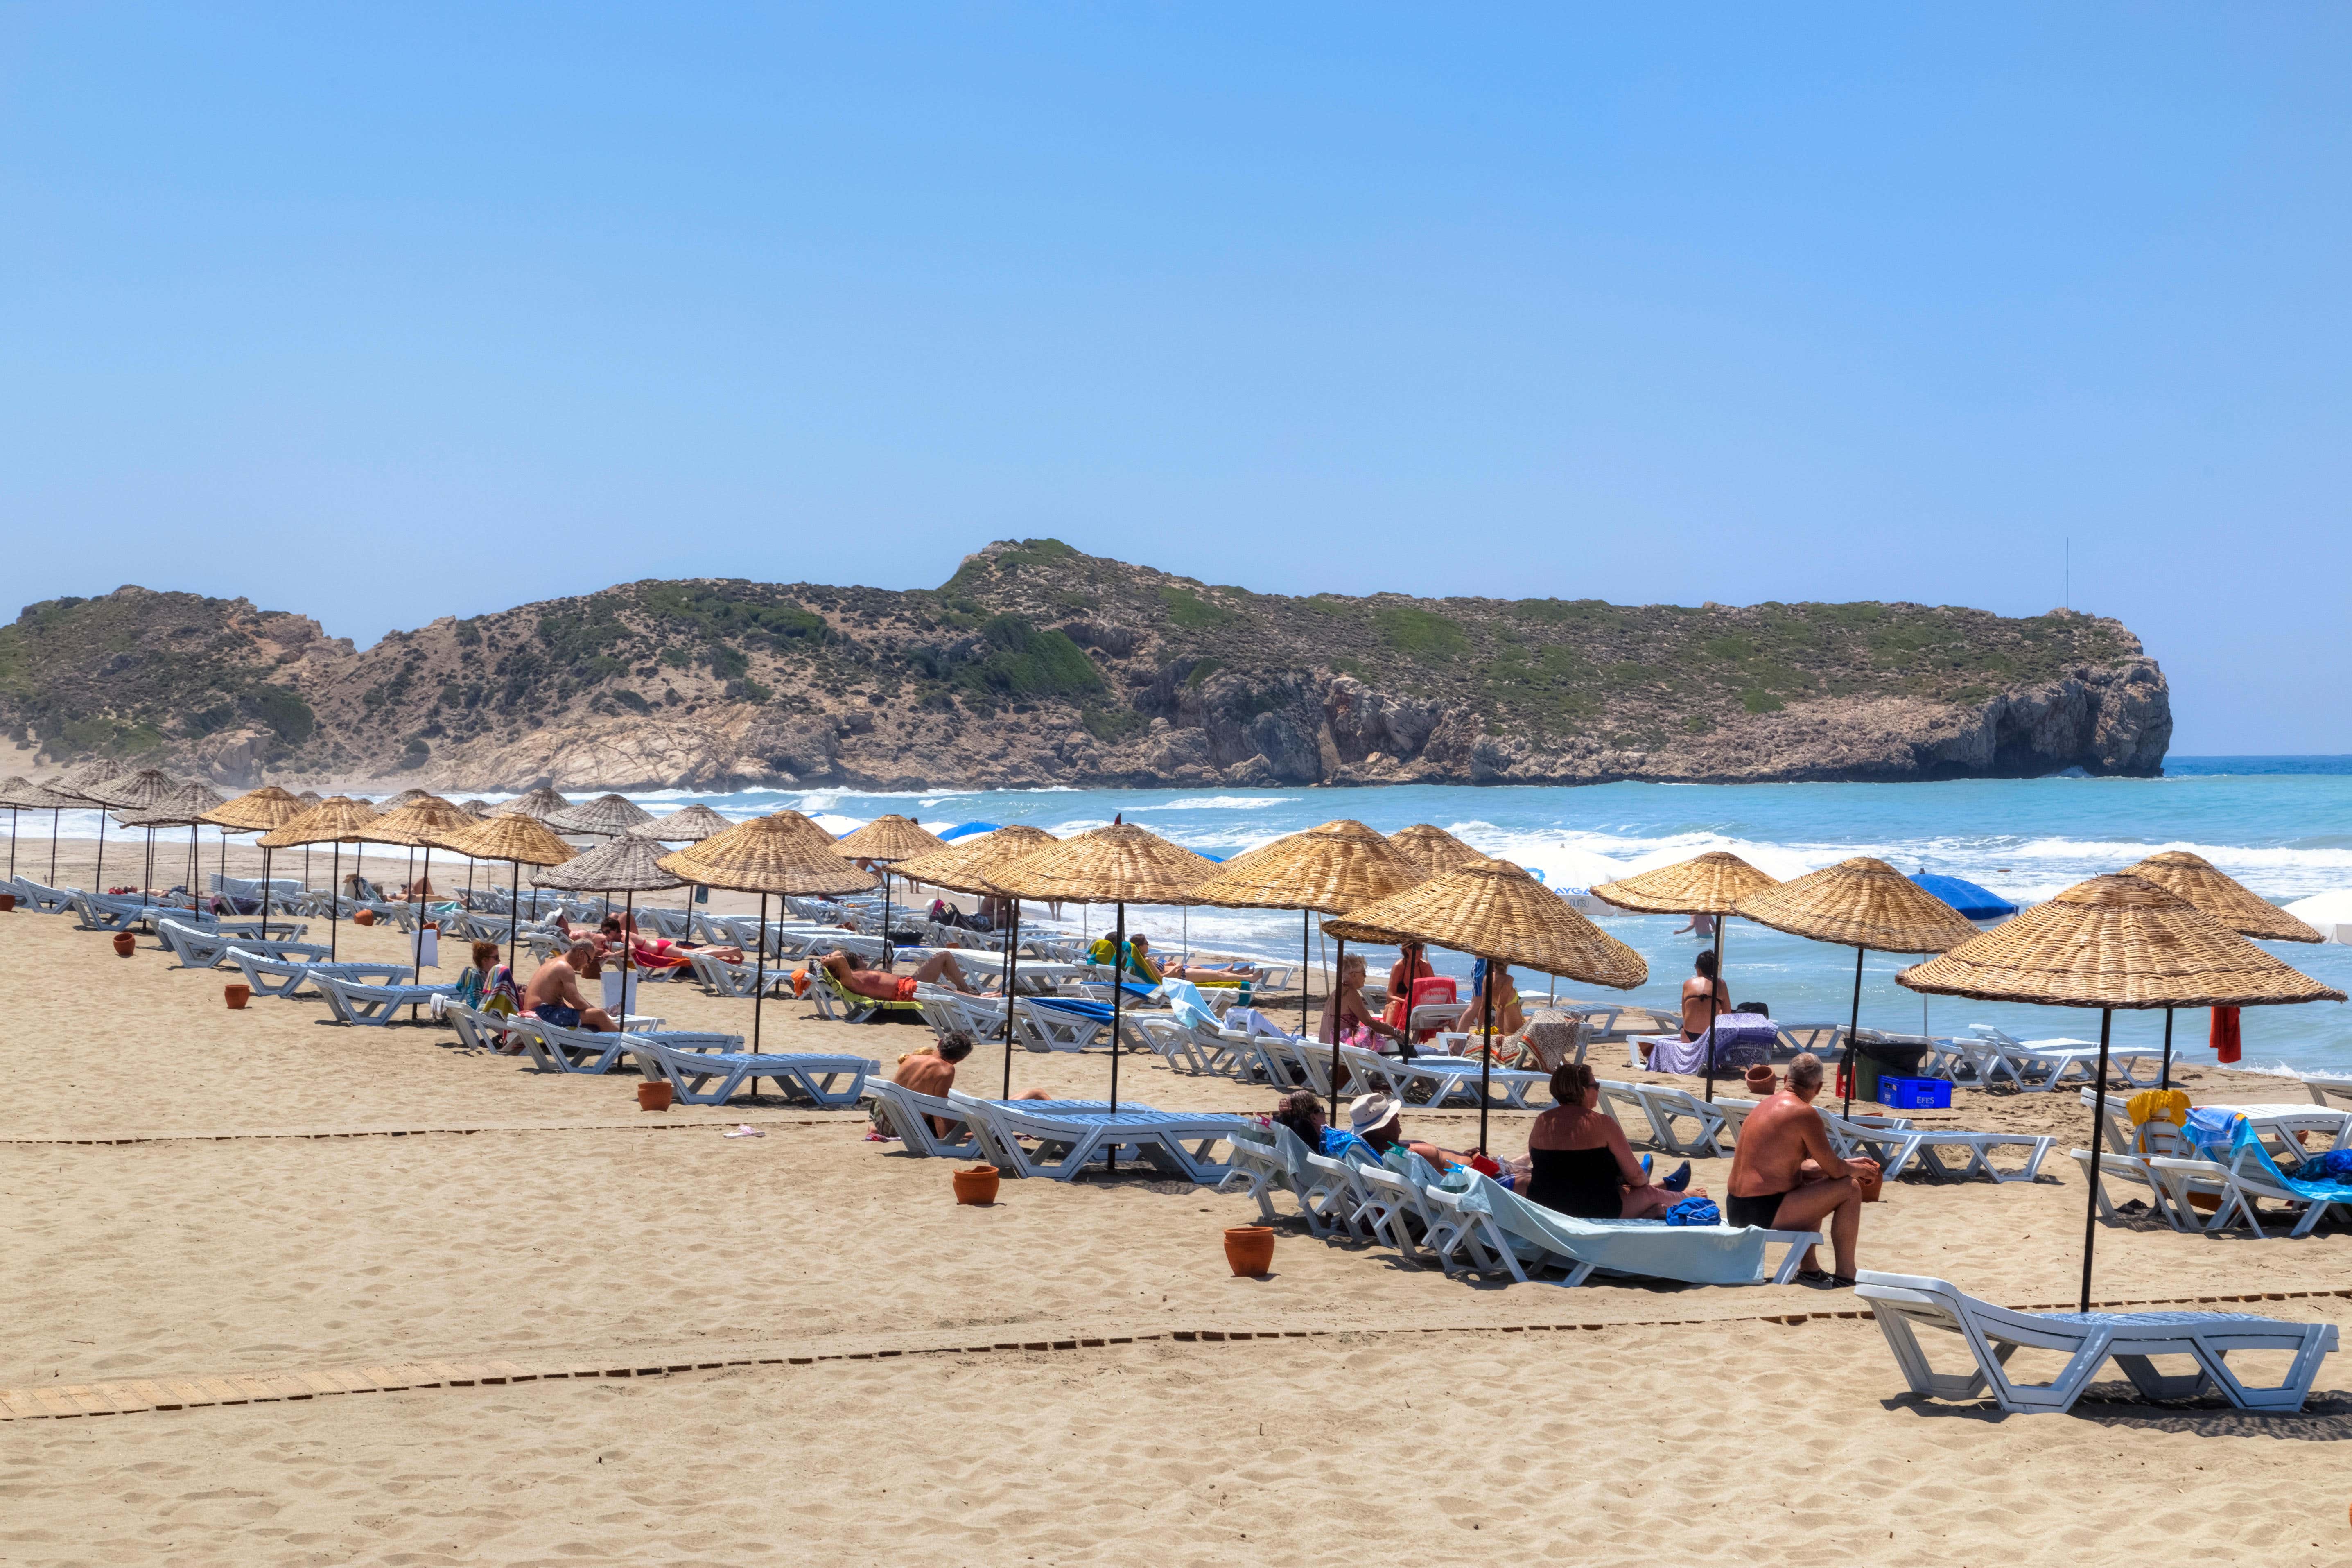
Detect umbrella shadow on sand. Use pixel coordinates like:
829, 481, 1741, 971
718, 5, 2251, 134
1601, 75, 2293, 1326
1884, 1389, 2352, 1440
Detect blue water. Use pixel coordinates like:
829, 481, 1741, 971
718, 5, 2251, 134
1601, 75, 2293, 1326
18, 758, 2352, 1074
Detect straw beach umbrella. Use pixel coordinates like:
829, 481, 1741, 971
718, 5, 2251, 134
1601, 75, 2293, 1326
5, 777, 78, 886
369, 797, 479, 998
2122, 850, 2324, 1089
1590, 851, 1780, 1101
0, 775, 54, 884
657, 814, 877, 1054
535, 835, 687, 1021
991, 822, 1218, 1143
629, 804, 733, 842
1734, 857, 1979, 1116
547, 793, 655, 838
490, 787, 573, 823
1327, 859, 1647, 1153
83, 767, 182, 903
1187, 820, 1428, 1111
833, 814, 949, 966
1386, 824, 1487, 877
115, 783, 226, 912
203, 786, 304, 925
259, 797, 385, 961
1899, 873, 2344, 1312
899, 826, 1060, 1095
428, 813, 577, 973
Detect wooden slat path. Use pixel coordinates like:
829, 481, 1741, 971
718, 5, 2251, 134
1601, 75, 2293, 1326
8, 1285, 2348, 1422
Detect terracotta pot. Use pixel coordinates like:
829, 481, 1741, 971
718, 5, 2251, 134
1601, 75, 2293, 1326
111, 933, 136, 957
1852, 1158, 1884, 1204
0, 892, 16, 912
1224, 1225, 1276, 1277
354, 909, 376, 927
224, 983, 251, 1010
2187, 1190, 2222, 1213
637, 1081, 673, 1112
953, 1165, 1001, 1205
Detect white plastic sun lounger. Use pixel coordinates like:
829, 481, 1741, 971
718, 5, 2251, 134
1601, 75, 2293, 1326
515, 1019, 730, 1075
1854, 1271, 2338, 1413
861, 1078, 987, 1159
9, 877, 79, 914
2070, 1148, 2198, 1231
1966, 1026, 2163, 1092
313, 972, 459, 1025
1817, 1108, 2056, 1184
226, 949, 413, 999
1423, 1170, 1819, 1287
157, 917, 312, 970
625, 1037, 878, 1108
684, 949, 798, 999
1597, 1079, 1733, 1158
1340, 1044, 1550, 1109
441, 1001, 530, 1055
946, 1092, 1245, 1182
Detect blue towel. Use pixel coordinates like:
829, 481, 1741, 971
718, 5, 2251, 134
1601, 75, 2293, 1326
2186, 1108, 2244, 1153
1664, 1196, 1721, 1227
1032, 997, 1117, 1022
2314, 1149, 2352, 1180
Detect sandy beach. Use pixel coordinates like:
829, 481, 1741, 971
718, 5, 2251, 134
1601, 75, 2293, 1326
5, 875, 2351, 1566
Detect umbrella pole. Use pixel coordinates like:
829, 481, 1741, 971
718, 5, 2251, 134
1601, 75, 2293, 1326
218, 825, 227, 902
621, 889, 634, 1027
411, 845, 432, 1021
506, 860, 519, 976
1841, 946, 1864, 1120
753, 892, 769, 1054
881, 869, 893, 969
1703, 918, 1724, 1103
1002, 898, 1022, 1098
1326, 936, 1346, 1127
1478, 980, 1495, 1157
330, 842, 341, 962
2079, 1008, 2114, 1315
2160, 1008, 2174, 1091
49, 805, 60, 885
1108, 901, 1127, 1173
1299, 909, 1311, 1040
7, 804, 14, 881
94, 810, 106, 894
261, 847, 272, 929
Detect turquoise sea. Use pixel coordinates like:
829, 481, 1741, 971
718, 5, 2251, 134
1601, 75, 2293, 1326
24, 757, 2352, 1075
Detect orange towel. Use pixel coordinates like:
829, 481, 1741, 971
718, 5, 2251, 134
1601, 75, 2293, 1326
2209, 1006, 2241, 1064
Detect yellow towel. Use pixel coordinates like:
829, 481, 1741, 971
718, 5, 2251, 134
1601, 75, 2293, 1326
2126, 1087, 2190, 1127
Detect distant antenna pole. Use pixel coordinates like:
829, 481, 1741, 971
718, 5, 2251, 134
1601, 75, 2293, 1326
2064, 538, 2070, 610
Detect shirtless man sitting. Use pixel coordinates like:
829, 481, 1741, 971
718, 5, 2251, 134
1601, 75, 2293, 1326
523, 940, 618, 1033
1723, 1052, 1864, 1286
821, 947, 981, 1001
891, 1033, 1046, 1133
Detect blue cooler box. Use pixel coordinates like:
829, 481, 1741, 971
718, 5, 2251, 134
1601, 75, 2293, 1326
1875, 1075, 1951, 1110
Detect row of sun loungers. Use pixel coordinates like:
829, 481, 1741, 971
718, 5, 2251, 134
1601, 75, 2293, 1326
2072, 1097, 2352, 1238
1221, 1122, 1822, 1286
1592, 1079, 2056, 1182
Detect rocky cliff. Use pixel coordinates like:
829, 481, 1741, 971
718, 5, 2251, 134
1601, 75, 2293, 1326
0, 541, 2171, 791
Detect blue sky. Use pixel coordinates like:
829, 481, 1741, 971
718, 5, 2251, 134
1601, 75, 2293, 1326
4, 5, 2347, 752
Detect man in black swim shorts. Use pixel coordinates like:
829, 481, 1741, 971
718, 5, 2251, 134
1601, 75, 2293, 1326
1721, 1052, 1865, 1286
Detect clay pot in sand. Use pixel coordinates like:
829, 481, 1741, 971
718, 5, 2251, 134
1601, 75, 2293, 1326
637, 1081, 673, 1112
354, 909, 376, 927
111, 932, 136, 957
0, 892, 16, 912
1223, 1225, 1276, 1277
224, 983, 251, 1010
953, 1165, 1001, 1205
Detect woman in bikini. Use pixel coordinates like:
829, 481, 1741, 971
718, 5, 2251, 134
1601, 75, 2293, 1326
1524, 1062, 1700, 1220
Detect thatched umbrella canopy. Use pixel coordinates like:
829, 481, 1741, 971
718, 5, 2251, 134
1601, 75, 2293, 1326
628, 804, 733, 842
427, 812, 579, 972
1735, 856, 1979, 1113
258, 797, 385, 960
2118, 848, 2325, 1088
657, 814, 879, 1053
377, 788, 432, 813
991, 822, 1223, 1129
454, 799, 492, 818
830, 814, 949, 965
1188, 819, 1429, 1050
1386, 823, 1487, 877
894, 825, 1063, 1096
0, 775, 74, 885
489, 786, 572, 822
51, 759, 128, 802
1900, 873, 2345, 1310
115, 783, 228, 913
294, 790, 324, 809
1591, 850, 1782, 1102
536, 834, 686, 893
547, 792, 655, 837
202, 786, 303, 833
1326, 858, 1649, 1150
197, 786, 306, 922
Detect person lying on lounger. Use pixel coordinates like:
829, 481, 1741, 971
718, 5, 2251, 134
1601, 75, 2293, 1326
820, 947, 980, 1000
1127, 934, 1261, 983
523, 940, 618, 1032
595, 913, 740, 968
1723, 1051, 1865, 1287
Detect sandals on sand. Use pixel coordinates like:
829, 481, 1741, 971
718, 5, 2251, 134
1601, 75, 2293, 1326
1795, 1268, 1856, 1289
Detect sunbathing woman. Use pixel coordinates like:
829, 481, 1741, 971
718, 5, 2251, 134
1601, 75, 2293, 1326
1524, 1062, 1699, 1220
820, 947, 981, 1000
1132, 935, 1262, 984
1317, 953, 1408, 1049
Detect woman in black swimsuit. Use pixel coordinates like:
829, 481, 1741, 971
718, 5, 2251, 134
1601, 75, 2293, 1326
1524, 1063, 1703, 1220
